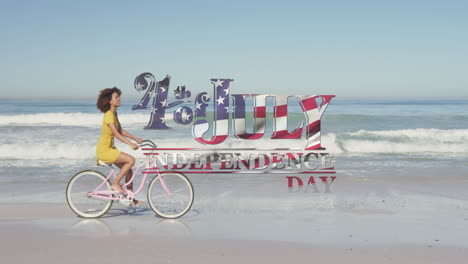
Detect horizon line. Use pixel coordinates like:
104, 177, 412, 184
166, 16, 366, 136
1, 95, 468, 101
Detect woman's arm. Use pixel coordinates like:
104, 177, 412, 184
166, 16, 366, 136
108, 123, 139, 150
121, 129, 142, 144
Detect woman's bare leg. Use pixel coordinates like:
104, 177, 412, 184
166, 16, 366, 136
111, 152, 135, 193
114, 162, 133, 191
115, 159, 144, 206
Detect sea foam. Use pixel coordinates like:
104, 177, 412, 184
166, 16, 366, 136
0, 113, 150, 127
326, 128, 468, 154
1, 128, 466, 162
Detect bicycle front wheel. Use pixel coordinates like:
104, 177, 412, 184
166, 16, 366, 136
66, 170, 113, 218
147, 172, 194, 219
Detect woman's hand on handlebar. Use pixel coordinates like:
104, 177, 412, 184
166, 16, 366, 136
130, 142, 139, 150
135, 138, 143, 144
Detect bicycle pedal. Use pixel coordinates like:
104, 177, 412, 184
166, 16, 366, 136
119, 195, 133, 206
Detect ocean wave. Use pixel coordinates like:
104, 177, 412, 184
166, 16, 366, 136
0, 112, 150, 127
0, 141, 151, 161
0, 128, 466, 161
2, 111, 467, 129
0, 142, 97, 160
0, 111, 310, 127
326, 128, 468, 154
324, 114, 468, 125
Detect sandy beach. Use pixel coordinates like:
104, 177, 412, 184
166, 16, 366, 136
1, 165, 468, 264
1, 202, 467, 264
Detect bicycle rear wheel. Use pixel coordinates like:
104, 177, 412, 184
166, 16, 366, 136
147, 172, 194, 219
66, 170, 113, 218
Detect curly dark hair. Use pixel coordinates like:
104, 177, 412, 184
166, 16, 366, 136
96, 87, 121, 113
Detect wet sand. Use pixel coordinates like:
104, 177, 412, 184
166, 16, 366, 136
1, 202, 467, 264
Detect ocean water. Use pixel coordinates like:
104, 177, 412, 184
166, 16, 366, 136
0, 98, 466, 165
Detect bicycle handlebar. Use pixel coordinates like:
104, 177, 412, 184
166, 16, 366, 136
140, 139, 157, 148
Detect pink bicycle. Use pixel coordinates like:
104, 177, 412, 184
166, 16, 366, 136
66, 140, 194, 219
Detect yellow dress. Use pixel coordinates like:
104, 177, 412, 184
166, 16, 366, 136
96, 111, 121, 164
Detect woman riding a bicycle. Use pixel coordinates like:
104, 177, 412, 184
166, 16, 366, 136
96, 87, 143, 206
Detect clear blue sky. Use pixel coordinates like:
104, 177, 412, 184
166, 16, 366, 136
1, 0, 467, 99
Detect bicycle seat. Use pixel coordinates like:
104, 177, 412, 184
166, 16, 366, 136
98, 160, 112, 167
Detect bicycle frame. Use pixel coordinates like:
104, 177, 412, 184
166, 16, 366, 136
89, 155, 172, 201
